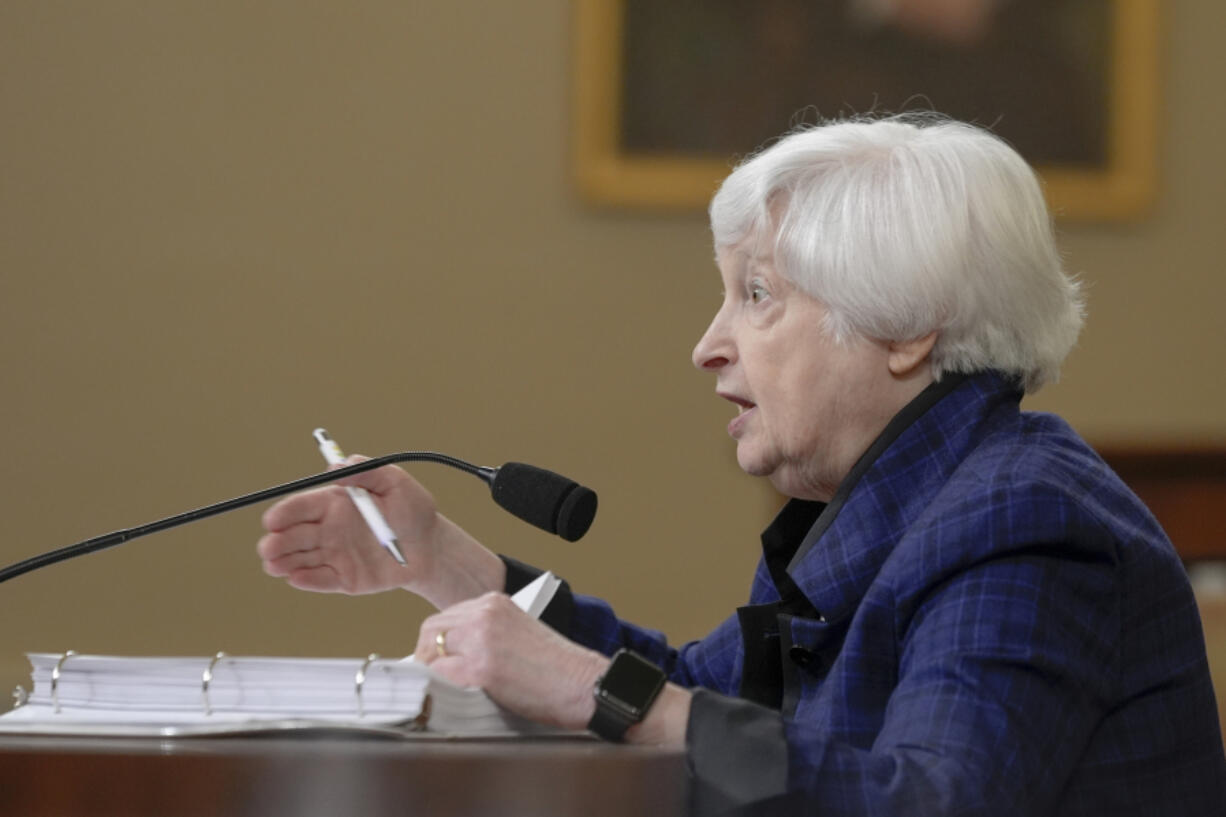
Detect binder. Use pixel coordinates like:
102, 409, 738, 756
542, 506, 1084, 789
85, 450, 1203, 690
0, 573, 568, 739
0, 651, 553, 738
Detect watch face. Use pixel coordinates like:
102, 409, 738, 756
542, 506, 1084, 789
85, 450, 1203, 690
601, 651, 665, 715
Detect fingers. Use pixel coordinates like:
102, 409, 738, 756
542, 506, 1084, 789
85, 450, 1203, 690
256, 460, 445, 599
257, 528, 345, 592
415, 614, 488, 689
414, 594, 499, 663
415, 613, 459, 665
261, 485, 340, 533
256, 505, 338, 564
410, 594, 606, 728
260, 540, 353, 594
257, 489, 351, 589
256, 529, 303, 566
259, 535, 327, 576
285, 565, 343, 593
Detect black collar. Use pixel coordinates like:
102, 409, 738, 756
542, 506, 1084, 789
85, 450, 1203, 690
782, 373, 969, 573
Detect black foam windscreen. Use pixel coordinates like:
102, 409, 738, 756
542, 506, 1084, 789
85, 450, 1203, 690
489, 462, 598, 542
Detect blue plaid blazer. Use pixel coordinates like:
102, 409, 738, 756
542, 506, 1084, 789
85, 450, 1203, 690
536, 372, 1226, 815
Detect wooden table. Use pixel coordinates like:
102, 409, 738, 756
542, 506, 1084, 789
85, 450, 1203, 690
0, 734, 690, 816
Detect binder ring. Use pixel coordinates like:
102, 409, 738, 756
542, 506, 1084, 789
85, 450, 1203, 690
355, 653, 379, 718
51, 650, 77, 714
201, 651, 228, 716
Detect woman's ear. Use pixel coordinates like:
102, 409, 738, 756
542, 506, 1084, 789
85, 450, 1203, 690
887, 331, 938, 377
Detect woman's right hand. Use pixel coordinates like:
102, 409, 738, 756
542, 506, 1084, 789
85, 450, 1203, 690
256, 459, 505, 610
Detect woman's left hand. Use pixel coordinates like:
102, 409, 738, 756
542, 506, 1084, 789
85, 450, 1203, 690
414, 592, 608, 729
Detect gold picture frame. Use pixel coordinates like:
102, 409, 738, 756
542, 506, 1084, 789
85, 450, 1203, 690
572, 0, 1160, 221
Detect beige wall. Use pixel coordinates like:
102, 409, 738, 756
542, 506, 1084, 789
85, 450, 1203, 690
1, 1, 1223, 700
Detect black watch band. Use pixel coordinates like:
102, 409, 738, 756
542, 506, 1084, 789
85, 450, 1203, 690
588, 649, 667, 742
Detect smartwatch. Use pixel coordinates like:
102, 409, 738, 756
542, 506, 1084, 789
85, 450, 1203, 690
588, 648, 667, 742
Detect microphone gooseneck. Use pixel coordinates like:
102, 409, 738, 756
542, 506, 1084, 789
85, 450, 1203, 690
0, 452, 597, 585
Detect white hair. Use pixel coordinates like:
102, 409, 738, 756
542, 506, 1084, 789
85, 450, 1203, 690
709, 114, 1084, 392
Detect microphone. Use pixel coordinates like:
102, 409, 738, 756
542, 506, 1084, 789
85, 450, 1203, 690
0, 451, 598, 586
489, 462, 598, 543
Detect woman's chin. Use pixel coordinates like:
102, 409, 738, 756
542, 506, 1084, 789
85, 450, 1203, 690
735, 445, 775, 479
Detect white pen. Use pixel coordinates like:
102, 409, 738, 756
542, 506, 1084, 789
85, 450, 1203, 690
312, 428, 407, 565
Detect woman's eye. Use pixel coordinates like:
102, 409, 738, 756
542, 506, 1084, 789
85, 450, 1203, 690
748, 281, 768, 304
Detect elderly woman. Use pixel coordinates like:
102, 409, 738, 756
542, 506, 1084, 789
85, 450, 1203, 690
257, 116, 1226, 814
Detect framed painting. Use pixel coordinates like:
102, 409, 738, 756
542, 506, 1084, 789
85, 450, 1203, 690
571, 0, 1160, 220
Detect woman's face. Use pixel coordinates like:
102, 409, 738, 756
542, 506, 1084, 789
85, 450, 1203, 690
692, 242, 916, 501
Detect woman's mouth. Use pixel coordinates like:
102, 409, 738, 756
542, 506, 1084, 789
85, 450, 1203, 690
720, 394, 757, 438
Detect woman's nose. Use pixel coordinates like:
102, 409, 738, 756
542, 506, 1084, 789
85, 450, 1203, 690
692, 313, 732, 371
